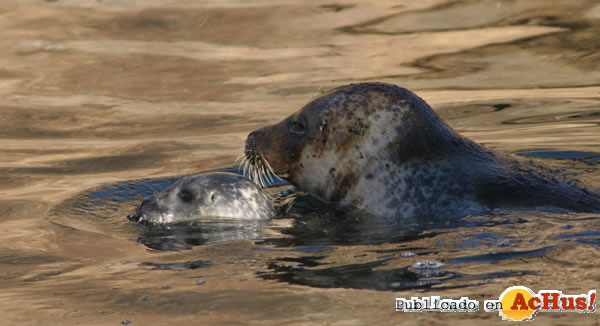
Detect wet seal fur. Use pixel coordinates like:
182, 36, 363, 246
129, 172, 275, 224
243, 82, 600, 222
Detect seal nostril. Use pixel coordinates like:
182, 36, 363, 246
245, 134, 257, 151
129, 198, 156, 222
210, 193, 216, 201
245, 128, 267, 152
127, 213, 140, 222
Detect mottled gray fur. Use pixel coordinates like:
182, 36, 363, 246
245, 82, 600, 223
130, 172, 275, 224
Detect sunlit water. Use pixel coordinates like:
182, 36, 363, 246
1, 0, 600, 325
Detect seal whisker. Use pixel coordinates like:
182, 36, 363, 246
234, 152, 245, 164
245, 158, 251, 179
264, 158, 277, 177
258, 167, 265, 188
263, 165, 274, 184
255, 162, 263, 187
259, 155, 274, 184
244, 147, 282, 187
237, 155, 246, 174
248, 161, 254, 182
242, 158, 250, 179
252, 164, 261, 187
265, 164, 275, 184
259, 162, 268, 187
259, 166, 266, 187
263, 158, 281, 182
264, 157, 276, 180
262, 163, 272, 185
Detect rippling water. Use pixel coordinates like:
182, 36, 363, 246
1, 0, 600, 325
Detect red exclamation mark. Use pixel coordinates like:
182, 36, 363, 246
589, 292, 596, 311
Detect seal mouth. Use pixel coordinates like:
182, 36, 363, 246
238, 150, 283, 188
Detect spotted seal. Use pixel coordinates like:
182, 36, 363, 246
129, 172, 275, 224
243, 82, 600, 221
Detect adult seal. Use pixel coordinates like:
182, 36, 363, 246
129, 172, 275, 224
243, 82, 600, 221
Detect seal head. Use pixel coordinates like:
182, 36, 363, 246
129, 172, 275, 224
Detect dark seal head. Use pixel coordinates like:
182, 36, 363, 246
243, 82, 600, 221
129, 172, 275, 224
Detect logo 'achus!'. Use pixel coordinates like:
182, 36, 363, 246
483, 286, 596, 321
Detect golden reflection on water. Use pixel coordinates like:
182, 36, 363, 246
1, 0, 599, 325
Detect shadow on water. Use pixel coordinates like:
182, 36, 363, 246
139, 260, 212, 271
516, 150, 600, 167
262, 193, 450, 247
258, 255, 535, 291
137, 218, 271, 251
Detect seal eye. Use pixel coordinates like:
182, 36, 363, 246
178, 190, 195, 203
290, 121, 306, 135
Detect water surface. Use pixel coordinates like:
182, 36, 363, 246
1, 0, 600, 325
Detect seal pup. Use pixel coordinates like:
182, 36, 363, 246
129, 172, 275, 224
242, 82, 600, 222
